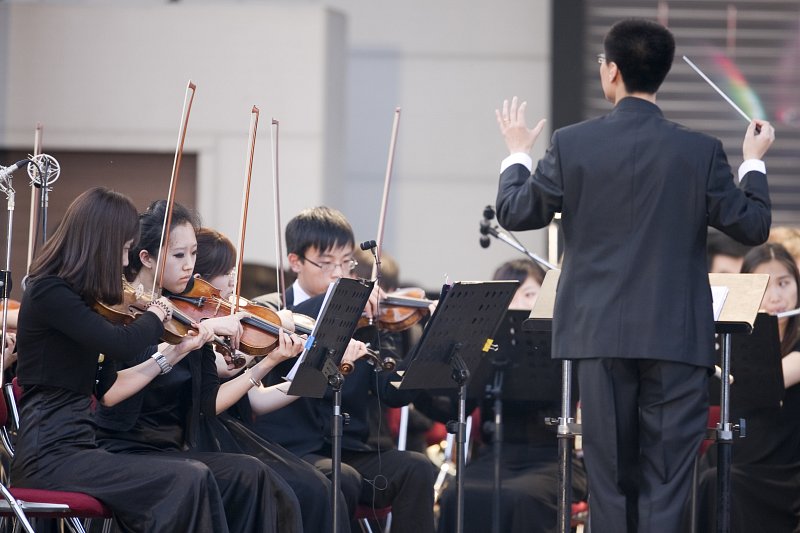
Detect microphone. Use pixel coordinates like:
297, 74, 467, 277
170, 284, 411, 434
28, 153, 61, 187
479, 205, 495, 248
0, 159, 30, 180
360, 239, 380, 283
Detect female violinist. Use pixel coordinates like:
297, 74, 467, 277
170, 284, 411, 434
193, 226, 356, 533
93, 200, 304, 533
12, 187, 229, 532
696, 243, 800, 532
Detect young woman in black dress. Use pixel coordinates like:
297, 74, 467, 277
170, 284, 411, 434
697, 242, 800, 532
193, 226, 353, 533
12, 187, 229, 532
93, 200, 305, 533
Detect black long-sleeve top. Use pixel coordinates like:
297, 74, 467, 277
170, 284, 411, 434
94, 344, 221, 451
16, 275, 164, 396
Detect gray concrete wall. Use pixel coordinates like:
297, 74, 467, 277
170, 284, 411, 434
0, 0, 552, 287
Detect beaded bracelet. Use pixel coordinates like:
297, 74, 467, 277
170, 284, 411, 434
146, 299, 172, 323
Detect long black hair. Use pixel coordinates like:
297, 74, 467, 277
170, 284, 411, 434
30, 187, 139, 305
742, 242, 800, 356
125, 200, 199, 281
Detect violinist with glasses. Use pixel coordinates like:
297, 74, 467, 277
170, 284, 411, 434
251, 205, 436, 533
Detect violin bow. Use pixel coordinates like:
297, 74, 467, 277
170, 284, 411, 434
232, 106, 260, 314
153, 81, 196, 297
25, 123, 43, 276
372, 108, 402, 281
270, 118, 287, 310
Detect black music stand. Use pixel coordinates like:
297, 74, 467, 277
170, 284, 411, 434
399, 281, 517, 533
706, 273, 768, 533
690, 312, 782, 532
468, 309, 575, 533
522, 269, 579, 533
709, 312, 784, 409
286, 277, 374, 533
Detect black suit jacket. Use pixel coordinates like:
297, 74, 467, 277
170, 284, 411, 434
496, 97, 771, 368
248, 289, 415, 455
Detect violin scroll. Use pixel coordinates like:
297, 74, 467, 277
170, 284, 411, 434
338, 348, 395, 375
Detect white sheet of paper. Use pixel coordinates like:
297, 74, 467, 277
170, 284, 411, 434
711, 285, 729, 321
283, 280, 337, 382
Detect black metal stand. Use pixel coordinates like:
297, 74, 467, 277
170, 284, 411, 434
285, 277, 374, 533
555, 360, 576, 533
448, 347, 469, 533
709, 313, 781, 533
715, 332, 733, 533
329, 370, 345, 533
400, 280, 518, 533
488, 368, 503, 533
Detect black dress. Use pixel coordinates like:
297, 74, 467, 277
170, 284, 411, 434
224, 397, 351, 533
696, 341, 800, 532
11, 276, 229, 533
94, 345, 302, 533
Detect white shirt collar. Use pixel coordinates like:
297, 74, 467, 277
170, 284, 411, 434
292, 280, 313, 307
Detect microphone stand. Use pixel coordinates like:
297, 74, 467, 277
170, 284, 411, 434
479, 207, 556, 271
0, 163, 20, 391
29, 154, 60, 244
481, 207, 581, 533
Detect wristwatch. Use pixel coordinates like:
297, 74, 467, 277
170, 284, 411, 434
151, 351, 173, 375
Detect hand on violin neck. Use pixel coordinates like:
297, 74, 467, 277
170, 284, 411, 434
263, 329, 303, 365
164, 329, 208, 362
341, 338, 369, 368
364, 285, 387, 319
202, 313, 245, 350
276, 309, 295, 331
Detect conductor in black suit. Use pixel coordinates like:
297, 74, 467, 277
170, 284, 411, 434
493, 19, 775, 533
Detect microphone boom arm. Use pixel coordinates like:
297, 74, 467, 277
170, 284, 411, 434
481, 222, 557, 270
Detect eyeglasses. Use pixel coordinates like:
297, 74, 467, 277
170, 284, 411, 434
596, 53, 607, 64
300, 256, 358, 273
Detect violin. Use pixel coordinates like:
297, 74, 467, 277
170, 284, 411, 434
167, 277, 291, 359
93, 281, 242, 368
357, 287, 434, 332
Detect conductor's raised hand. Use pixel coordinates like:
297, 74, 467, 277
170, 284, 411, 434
743, 119, 775, 161
495, 96, 547, 155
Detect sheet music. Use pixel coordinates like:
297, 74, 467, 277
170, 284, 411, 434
711, 285, 729, 321
283, 280, 337, 382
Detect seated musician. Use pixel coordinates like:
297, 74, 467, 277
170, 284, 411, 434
437, 259, 588, 533
93, 200, 306, 533
695, 242, 800, 532
193, 226, 360, 533
13, 188, 231, 532
251, 206, 436, 533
